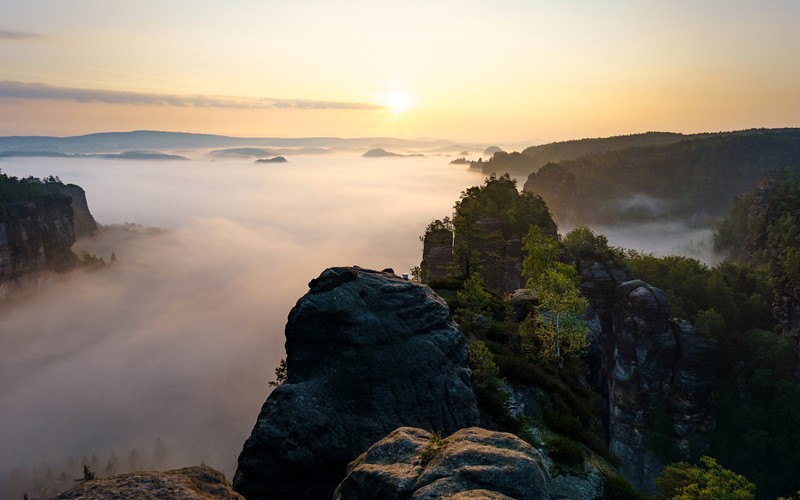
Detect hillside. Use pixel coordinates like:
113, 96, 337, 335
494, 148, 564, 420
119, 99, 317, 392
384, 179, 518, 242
521, 129, 800, 226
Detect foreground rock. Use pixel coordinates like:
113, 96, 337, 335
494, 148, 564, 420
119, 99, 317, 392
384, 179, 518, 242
55, 465, 242, 499
334, 427, 551, 500
234, 267, 480, 499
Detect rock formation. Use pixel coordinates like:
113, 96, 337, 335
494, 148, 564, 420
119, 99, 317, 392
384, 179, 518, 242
54, 465, 242, 499
604, 280, 716, 492
55, 183, 98, 237
421, 226, 453, 282
334, 427, 552, 500
0, 193, 78, 300
233, 267, 480, 499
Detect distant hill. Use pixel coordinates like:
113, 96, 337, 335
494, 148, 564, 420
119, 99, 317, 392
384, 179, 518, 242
0, 150, 187, 160
449, 158, 471, 165
0, 130, 458, 154
521, 129, 800, 226
362, 148, 424, 158
363, 148, 402, 157
474, 132, 687, 175
256, 156, 288, 163
209, 147, 332, 158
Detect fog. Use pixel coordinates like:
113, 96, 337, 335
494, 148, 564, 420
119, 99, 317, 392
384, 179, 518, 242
0, 153, 719, 497
0, 154, 482, 497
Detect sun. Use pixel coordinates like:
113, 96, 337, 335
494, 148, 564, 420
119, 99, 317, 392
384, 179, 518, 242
383, 90, 414, 114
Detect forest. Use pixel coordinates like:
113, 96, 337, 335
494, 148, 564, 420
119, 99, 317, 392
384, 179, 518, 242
418, 172, 800, 499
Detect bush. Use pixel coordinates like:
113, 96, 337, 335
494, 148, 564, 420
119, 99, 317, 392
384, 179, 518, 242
605, 473, 646, 500
546, 434, 585, 468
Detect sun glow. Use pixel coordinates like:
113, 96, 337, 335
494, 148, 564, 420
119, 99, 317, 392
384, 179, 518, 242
383, 91, 415, 114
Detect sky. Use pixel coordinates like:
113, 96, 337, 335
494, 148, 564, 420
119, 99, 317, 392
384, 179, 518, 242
1, 0, 799, 142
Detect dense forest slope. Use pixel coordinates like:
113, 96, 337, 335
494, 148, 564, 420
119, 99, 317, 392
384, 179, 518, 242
519, 129, 800, 226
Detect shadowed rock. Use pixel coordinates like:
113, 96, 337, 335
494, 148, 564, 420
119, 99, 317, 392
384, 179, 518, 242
54, 465, 242, 499
333, 427, 551, 500
607, 280, 715, 492
233, 267, 480, 500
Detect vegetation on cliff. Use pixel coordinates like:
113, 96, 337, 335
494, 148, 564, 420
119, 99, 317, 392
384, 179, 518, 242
623, 174, 800, 498
0, 169, 64, 207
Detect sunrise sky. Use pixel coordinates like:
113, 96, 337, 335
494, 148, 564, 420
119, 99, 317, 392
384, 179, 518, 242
1, 0, 799, 143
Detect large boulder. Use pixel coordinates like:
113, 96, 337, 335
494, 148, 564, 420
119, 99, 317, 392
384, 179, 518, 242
233, 267, 480, 500
54, 465, 242, 499
334, 427, 552, 500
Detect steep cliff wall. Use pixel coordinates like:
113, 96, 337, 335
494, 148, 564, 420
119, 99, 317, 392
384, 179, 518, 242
0, 193, 78, 300
55, 183, 98, 238
604, 279, 716, 492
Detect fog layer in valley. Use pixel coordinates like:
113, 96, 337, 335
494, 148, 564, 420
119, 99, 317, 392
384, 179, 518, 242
0, 154, 482, 496
0, 153, 718, 497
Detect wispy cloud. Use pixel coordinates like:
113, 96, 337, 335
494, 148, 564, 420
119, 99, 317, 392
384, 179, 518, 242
0, 29, 45, 40
0, 81, 383, 110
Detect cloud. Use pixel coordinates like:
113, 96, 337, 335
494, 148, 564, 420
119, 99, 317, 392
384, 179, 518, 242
0, 81, 383, 110
0, 29, 45, 40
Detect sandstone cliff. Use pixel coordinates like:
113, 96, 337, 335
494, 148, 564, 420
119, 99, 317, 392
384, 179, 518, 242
233, 267, 480, 499
0, 193, 78, 300
597, 276, 716, 492
55, 183, 98, 238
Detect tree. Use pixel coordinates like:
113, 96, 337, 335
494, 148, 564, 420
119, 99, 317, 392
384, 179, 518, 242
521, 225, 560, 284
455, 274, 494, 335
525, 267, 589, 367
655, 456, 755, 500
268, 358, 287, 387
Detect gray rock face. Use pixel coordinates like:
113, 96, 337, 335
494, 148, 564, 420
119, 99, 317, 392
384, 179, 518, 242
0, 193, 78, 301
422, 227, 454, 282
606, 280, 716, 492
334, 427, 552, 500
233, 267, 480, 500
55, 183, 98, 237
54, 465, 242, 499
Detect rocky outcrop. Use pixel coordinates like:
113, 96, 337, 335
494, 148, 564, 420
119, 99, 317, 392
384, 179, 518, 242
605, 280, 716, 492
334, 427, 551, 500
233, 267, 480, 500
421, 227, 454, 282
449, 217, 528, 294
55, 183, 98, 237
54, 465, 242, 499
507, 288, 538, 322
0, 193, 78, 300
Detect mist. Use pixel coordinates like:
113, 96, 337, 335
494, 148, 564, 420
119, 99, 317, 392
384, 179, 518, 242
0, 154, 482, 497
0, 153, 721, 497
